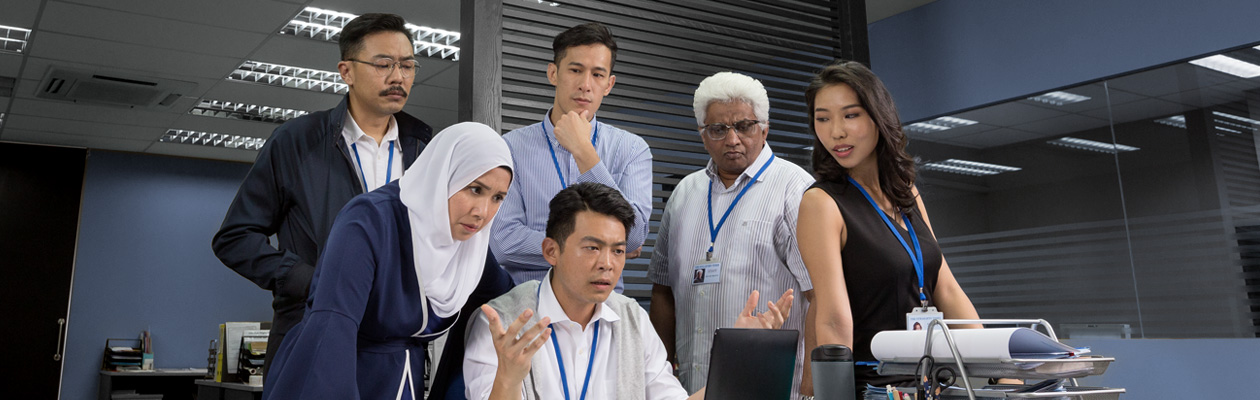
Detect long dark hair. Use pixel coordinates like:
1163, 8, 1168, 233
806, 61, 918, 214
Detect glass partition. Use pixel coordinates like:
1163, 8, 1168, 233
905, 43, 1260, 338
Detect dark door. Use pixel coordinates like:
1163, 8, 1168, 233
0, 142, 87, 397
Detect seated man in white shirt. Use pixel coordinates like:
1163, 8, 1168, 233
464, 182, 793, 400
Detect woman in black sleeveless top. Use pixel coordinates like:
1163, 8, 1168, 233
796, 62, 982, 397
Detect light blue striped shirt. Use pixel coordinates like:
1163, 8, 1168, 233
491, 109, 653, 291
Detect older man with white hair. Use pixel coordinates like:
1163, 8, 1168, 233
648, 72, 816, 398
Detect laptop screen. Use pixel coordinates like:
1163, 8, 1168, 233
703, 328, 799, 399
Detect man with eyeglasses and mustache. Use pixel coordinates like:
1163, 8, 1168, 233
213, 13, 487, 377
648, 72, 816, 399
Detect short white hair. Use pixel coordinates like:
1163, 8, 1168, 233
692, 72, 770, 126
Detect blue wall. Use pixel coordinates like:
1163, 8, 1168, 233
63, 151, 272, 400
868, 0, 1260, 122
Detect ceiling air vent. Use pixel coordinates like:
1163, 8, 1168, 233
35, 67, 195, 109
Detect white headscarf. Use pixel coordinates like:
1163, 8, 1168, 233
398, 122, 512, 318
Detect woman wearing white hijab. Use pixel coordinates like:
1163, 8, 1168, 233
263, 122, 515, 400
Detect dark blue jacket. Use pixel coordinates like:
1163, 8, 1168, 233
211, 97, 431, 337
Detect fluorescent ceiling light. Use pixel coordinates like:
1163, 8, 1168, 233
1027, 91, 1091, 106
282, 7, 460, 61
160, 129, 266, 151
0, 24, 31, 54
1154, 115, 1186, 129
1212, 111, 1260, 126
921, 159, 1020, 176
190, 99, 309, 124
1188, 54, 1260, 78
1048, 137, 1139, 154
228, 61, 348, 94
904, 116, 978, 134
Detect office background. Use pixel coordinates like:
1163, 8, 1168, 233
2, 0, 1260, 399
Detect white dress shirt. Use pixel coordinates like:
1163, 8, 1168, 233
647, 143, 815, 398
464, 271, 690, 400
490, 109, 654, 290
342, 110, 403, 191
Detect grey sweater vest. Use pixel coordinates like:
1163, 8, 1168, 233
479, 280, 646, 400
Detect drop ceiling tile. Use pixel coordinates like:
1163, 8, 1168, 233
0, 0, 40, 27
949, 128, 1042, 149
201, 80, 344, 114
4, 113, 169, 141
1012, 114, 1110, 136
907, 123, 998, 141
311, 0, 461, 32
26, 32, 242, 81
1160, 86, 1246, 109
1081, 98, 1193, 125
171, 113, 281, 140
953, 102, 1066, 127
250, 35, 341, 73
420, 62, 459, 90
0, 52, 22, 77
1, 127, 152, 152
39, 1, 269, 59
1105, 63, 1237, 97
58, 0, 303, 34
8, 94, 183, 128
146, 141, 261, 163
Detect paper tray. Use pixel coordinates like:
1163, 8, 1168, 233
877, 356, 1114, 379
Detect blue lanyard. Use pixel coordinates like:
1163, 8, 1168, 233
351, 140, 395, 191
706, 154, 775, 260
845, 176, 928, 307
537, 282, 599, 400
543, 119, 599, 190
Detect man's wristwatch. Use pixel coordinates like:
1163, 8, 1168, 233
801, 396, 815, 400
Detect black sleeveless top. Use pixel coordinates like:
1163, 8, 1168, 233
810, 179, 943, 389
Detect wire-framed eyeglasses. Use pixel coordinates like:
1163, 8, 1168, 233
346, 58, 418, 78
700, 119, 766, 141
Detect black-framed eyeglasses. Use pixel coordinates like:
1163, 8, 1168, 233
700, 119, 765, 141
346, 58, 418, 78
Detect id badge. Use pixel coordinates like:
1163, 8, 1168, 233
906, 306, 943, 330
692, 261, 720, 285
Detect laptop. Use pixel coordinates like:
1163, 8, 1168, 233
704, 328, 800, 399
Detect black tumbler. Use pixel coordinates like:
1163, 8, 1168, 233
811, 345, 855, 400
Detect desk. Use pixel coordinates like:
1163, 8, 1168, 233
196, 379, 264, 400
98, 370, 205, 400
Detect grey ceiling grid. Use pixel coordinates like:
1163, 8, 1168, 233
487, 0, 853, 302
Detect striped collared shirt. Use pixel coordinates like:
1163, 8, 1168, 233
647, 143, 815, 397
491, 109, 654, 290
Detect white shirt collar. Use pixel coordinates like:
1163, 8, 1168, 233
343, 109, 399, 146
705, 143, 776, 186
538, 269, 622, 329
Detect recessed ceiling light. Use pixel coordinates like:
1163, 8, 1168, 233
921, 159, 1020, 176
1188, 54, 1260, 78
0, 25, 31, 54
1154, 115, 1186, 129
1027, 91, 1091, 106
189, 100, 309, 124
159, 129, 266, 151
282, 7, 460, 61
904, 116, 978, 134
1212, 111, 1260, 126
228, 61, 348, 94
1048, 137, 1139, 153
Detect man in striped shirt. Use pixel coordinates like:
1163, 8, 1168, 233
648, 72, 816, 398
490, 23, 653, 292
